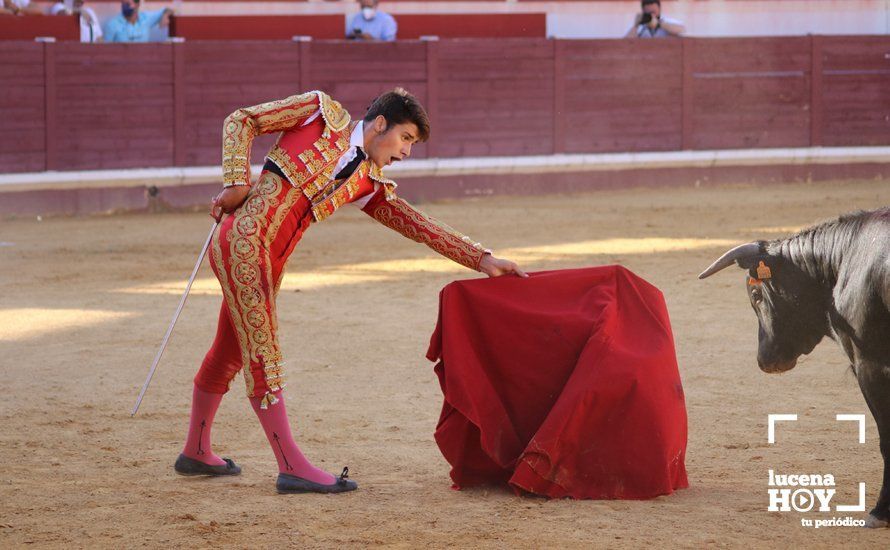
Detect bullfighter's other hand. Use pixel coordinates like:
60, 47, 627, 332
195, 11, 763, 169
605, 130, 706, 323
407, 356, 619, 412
210, 185, 250, 222
479, 254, 528, 278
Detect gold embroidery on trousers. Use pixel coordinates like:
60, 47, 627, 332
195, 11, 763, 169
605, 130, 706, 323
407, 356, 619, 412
216, 171, 310, 398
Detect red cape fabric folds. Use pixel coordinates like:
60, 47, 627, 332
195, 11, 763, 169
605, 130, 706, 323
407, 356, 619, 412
426, 266, 688, 499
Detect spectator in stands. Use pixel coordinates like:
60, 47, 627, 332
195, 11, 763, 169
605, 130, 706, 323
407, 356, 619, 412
347, 0, 397, 42
104, 0, 172, 43
51, 0, 103, 43
1, 0, 43, 16
625, 0, 684, 39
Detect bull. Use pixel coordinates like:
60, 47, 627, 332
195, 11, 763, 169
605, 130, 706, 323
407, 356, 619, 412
699, 208, 890, 527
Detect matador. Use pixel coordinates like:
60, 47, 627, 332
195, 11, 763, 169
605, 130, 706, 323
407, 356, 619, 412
174, 88, 526, 493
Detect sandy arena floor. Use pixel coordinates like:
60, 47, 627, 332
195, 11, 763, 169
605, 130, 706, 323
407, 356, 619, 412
1, 180, 889, 548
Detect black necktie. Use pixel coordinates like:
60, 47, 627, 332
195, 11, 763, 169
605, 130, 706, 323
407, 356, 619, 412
334, 147, 366, 180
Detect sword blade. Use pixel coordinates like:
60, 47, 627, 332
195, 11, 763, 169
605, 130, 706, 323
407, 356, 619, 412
131, 221, 219, 416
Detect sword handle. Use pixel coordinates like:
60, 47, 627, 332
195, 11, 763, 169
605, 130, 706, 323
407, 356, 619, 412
131, 221, 219, 416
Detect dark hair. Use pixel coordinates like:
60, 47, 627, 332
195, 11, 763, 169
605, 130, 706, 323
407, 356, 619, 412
363, 87, 430, 142
642, 0, 660, 6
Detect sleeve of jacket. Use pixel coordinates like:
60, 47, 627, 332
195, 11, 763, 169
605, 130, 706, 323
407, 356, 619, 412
221, 91, 322, 187
360, 187, 489, 271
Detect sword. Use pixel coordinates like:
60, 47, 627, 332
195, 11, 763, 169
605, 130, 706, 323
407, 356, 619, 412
131, 221, 219, 416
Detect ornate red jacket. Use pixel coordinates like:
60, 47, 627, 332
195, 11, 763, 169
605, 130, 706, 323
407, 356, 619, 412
222, 90, 488, 271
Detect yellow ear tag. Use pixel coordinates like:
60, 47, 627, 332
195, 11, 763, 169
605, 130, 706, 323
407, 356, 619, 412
756, 261, 772, 280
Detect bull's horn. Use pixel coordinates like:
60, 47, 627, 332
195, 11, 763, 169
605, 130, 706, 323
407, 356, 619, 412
698, 242, 762, 279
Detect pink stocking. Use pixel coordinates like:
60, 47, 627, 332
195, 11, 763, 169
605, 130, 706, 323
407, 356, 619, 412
182, 384, 227, 466
250, 391, 336, 485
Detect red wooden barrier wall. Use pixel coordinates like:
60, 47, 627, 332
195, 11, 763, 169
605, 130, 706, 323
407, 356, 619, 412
560, 39, 683, 153
169, 16, 344, 40
2, 37, 889, 175
0, 15, 79, 41
54, 44, 175, 170
395, 14, 547, 39
821, 36, 890, 147
0, 43, 46, 172
687, 37, 812, 149
436, 39, 555, 157
166, 14, 546, 41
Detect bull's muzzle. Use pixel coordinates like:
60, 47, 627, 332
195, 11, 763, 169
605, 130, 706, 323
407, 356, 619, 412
758, 358, 798, 373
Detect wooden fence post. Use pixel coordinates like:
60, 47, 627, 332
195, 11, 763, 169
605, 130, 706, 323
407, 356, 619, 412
424, 37, 440, 158
172, 38, 187, 166
553, 39, 566, 154
41, 38, 58, 171
681, 38, 694, 150
810, 34, 824, 147
297, 37, 312, 91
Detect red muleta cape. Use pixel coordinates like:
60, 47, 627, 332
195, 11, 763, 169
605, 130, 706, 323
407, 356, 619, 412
426, 266, 689, 499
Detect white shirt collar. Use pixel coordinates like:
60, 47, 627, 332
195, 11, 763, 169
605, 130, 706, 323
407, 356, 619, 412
350, 120, 364, 149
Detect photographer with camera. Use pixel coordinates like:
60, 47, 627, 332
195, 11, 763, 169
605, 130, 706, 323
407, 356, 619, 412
625, 0, 685, 39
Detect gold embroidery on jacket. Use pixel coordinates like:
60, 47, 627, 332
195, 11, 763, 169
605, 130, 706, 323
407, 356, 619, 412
310, 161, 368, 222
297, 149, 325, 174
369, 197, 486, 270
314, 135, 348, 163
300, 163, 333, 203
266, 146, 309, 188
221, 93, 319, 187
318, 92, 351, 137
369, 164, 398, 201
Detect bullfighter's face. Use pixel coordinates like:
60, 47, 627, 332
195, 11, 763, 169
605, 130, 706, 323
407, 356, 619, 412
364, 115, 419, 168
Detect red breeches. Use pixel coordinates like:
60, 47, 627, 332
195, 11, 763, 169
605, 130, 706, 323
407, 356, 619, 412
194, 171, 312, 402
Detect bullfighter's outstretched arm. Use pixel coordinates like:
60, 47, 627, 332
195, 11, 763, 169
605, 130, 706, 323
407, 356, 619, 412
359, 187, 489, 271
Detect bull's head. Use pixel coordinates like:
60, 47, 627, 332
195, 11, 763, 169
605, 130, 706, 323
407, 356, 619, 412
699, 242, 831, 373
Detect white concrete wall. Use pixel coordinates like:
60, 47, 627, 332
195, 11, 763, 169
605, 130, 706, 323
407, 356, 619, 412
36, 0, 890, 39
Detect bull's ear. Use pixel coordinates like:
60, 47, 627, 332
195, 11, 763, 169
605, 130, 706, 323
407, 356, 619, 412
698, 242, 764, 279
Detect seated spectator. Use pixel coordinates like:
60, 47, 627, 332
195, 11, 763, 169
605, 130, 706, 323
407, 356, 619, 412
625, 0, 684, 39
346, 0, 396, 42
51, 0, 102, 43
104, 0, 172, 43
1, 0, 44, 16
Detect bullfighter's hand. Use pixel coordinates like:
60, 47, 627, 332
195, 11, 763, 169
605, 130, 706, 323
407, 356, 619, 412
210, 185, 250, 222
479, 254, 528, 278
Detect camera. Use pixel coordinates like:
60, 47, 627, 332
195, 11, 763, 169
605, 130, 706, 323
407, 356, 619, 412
640, 12, 654, 25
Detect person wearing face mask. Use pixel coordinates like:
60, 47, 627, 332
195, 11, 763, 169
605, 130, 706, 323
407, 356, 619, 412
104, 0, 173, 43
346, 0, 397, 42
51, 0, 103, 43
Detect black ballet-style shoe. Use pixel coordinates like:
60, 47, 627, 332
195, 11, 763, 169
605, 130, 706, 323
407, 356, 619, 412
276, 467, 358, 494
174, 453, 242, 476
